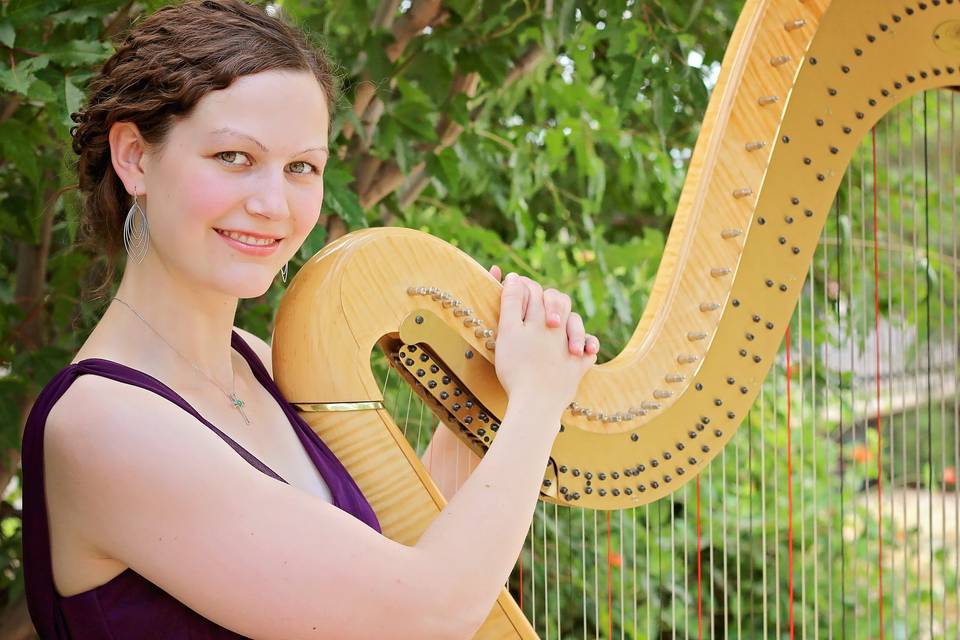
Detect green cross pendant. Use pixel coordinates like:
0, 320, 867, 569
229, 393, 251, 425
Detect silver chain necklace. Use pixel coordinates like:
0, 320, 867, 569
111, 296, 251, 425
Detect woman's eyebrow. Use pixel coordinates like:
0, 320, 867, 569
208, 127, 328, 156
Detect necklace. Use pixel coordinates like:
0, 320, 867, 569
111, 296, 251, 425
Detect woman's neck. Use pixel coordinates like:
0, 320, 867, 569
100, 264, 242, 391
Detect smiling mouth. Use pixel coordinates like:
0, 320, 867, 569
214, 228, 282, 246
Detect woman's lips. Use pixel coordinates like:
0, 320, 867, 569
215, 229, 281, 256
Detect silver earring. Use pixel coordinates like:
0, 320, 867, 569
123, 189, 149, 263
280, 262, 288, 283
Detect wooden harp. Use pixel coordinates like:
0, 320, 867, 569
274, 1, 960, 637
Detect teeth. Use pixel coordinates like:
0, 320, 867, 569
217, 229, 277, 246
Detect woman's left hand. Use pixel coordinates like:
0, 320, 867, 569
421, 263, 600, 500
487, 264, 600, 357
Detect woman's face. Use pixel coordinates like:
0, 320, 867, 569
138, 69, 329, 298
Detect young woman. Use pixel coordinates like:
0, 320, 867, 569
20, 1, 600, 638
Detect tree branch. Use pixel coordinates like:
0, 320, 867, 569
341, 0, 443, 143
394, 45, 546, 209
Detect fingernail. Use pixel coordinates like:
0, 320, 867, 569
505, 272, 518, 282
572, 340, 584, 354
549, 312, 561, 325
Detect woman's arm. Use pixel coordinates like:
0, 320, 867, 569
48, 276, 594, 639
421, 422, 482, 500
46, 375, 562, 639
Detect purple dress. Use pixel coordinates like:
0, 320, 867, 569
21, 330, 381, 638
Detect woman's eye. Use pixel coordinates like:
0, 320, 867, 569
216, 151, 251, 166
288, 161, 318, 175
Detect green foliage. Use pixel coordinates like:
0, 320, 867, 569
4, 1, 955, 637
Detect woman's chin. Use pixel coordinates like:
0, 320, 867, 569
217, 272, 282, 299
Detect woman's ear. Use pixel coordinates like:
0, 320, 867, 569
109, 121, 148, 196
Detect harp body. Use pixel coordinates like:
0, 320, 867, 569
273, 1, 959, 637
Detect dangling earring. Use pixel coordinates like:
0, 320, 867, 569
123, 188, 149, 263
280, 261, 288, 283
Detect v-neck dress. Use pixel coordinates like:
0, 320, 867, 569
21, 330, 381, 639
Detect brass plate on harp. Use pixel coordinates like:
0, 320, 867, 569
934, 20, 960, 53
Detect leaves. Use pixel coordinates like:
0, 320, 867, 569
0, 21, 15, 48
322, 165, 365, 229
0, 54, 50, 96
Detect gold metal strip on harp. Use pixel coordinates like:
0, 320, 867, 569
291, 401, 385, 412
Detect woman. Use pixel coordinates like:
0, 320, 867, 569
21, 1, 600, 638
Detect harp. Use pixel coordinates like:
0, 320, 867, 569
273, 1, 960, 637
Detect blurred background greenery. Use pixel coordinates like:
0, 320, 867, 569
1, 1, 957, 638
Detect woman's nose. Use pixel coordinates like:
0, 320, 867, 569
245, 169, 290, 220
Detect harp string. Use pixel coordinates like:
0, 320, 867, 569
935, 88, 947, 638
883, 108, 895, 640
946, 87, 956, 637
923, 88, 934, 638
910, 91, 926, 640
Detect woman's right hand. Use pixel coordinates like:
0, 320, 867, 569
494, 272, 598, 419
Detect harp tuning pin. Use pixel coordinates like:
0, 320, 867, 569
745, 141, 766, 152
665, 373, 685, 383
770, 55, 791, 67
677, 354, 700, 364
784, 18, 806, 31
710, 267, 732, 277
733, 187, 753, 199
454, 307, 471, 317
485, 339, 496, 351
720, 228, 743, 239
653, 389, 673, 399
407, 286, 418, 295
416, 286, 428, 295
442, 298, 457, 308
757, 95, 779, 106
584, 409, 596, 419
700, 302, 721, 312
641, 401, 662, 411
628, 407, 648, 417
464, 317, 482, 327
687, 331, 708, 341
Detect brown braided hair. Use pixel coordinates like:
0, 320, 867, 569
70, 0, 337, 303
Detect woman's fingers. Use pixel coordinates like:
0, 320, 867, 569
585, 334, 599, 354
497, 273, 527, 334
493, 270, 595, 356
566, 312, 586, 354
516, 275, 544, 325
542, 288, 572, 329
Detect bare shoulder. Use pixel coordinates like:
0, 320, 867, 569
42, 371, 442, 638
233, 325, 272, 377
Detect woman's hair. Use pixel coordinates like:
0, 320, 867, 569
70, 0, 337, 303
